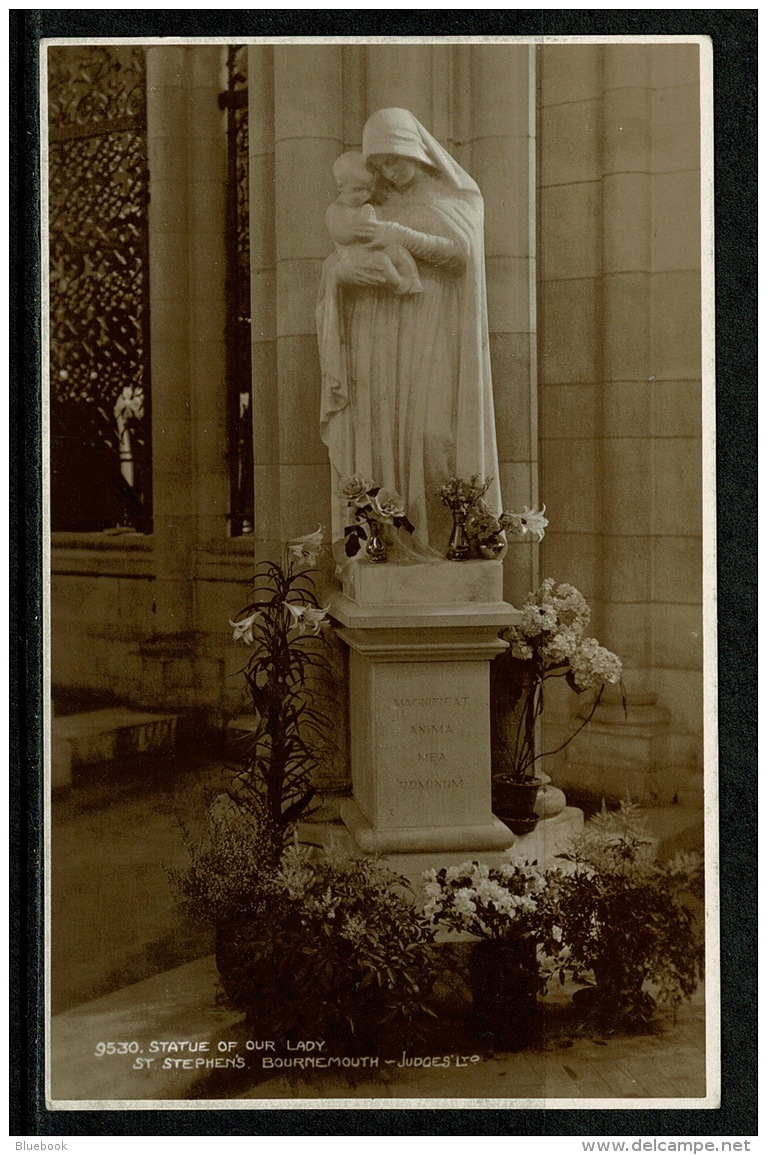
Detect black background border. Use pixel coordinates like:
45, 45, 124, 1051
11, 8, 757, 1138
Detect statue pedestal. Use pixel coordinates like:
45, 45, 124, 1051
331, 558, 520, 856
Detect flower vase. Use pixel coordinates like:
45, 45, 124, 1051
446, 511, 471, 560
478, 535, 506, 560
366, 528, 388, 563
469, 938, 539, 1050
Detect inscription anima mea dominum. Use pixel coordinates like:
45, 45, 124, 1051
393, 696, 469, 768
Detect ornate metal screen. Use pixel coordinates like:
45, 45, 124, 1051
220, 46, 254, 536
48, 45, 152, 532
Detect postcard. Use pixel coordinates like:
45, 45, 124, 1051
39, 32, 719, 1114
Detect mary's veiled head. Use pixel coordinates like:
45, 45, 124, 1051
362, 108, 437, 169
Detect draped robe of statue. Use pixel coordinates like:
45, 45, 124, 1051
317, 108, 502, 558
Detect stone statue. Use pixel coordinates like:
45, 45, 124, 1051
325, 152, 424, 296
317, 107, 502, 558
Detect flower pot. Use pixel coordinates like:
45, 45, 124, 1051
215, 922, 270, 1010
572, 965, 656, 1030
469, 938, 539, 1050
492, 776, 541, 835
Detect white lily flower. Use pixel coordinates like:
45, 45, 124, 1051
284, 602, 330, 636
229, 611, 260, 645
519, 505, 548, 542
287, 525, 324, 568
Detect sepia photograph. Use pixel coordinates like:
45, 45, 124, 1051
41, 33, 719, 1111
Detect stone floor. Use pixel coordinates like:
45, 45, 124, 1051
49, 745, 712, 1106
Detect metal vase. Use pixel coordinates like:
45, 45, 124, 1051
446, 511, 471, 560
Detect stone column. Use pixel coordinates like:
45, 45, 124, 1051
143, 45, 228, 706
271, 46, 344, 544
539, 43, 703, 804
146, 45, 193, 633
364, 44, 435, 125
247, 45, 279, 556
467, 43, 539, 608
188, 49, 228, 548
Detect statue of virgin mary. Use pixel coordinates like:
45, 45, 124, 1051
317, 107, 502, 558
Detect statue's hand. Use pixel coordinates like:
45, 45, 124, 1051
337, 264, 392, 287
354, 221, 401, 248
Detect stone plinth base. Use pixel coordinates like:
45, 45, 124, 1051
331, 558, 520, 860
340, 798, 514, 855
383, 806, 583, 879
297, 806, 584, 880
333, 556, 515, 629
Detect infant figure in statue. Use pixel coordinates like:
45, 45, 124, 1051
325, 151, 423, 296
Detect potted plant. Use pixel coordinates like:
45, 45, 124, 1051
438, 474, 548, 561
235, 843, 439, 1054
167, 795, 284, 1003
421, 856, 557, 1050
548, 799, 705, 1030
170, 528, 337, 996
491, 579, 623, 833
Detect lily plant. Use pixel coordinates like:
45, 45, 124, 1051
228, 527, 333, 861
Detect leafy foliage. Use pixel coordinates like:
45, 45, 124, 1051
167, 795, 282, 928
548, 800, 705, 1028
224, 845, 439, 1053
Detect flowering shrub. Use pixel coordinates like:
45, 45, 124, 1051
548, 800, 705, 1028
168, 795, 282, 928
492, 579, 623, 782
338, 475, 414, 557
422, 855, 551, 944
233, 844, 438, 1051
227, 529, 334, 860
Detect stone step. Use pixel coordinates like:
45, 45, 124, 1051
642, 804, 705, 861
49, 954, 242, 1104
52, 708, 179, 789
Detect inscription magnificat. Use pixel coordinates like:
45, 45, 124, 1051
393, 696, 469, 709
398, 778, 464, 790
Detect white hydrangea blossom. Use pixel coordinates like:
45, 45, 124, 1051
569, 637, 622, 689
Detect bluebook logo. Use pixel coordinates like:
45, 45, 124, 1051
16, 1145, 68, 1151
